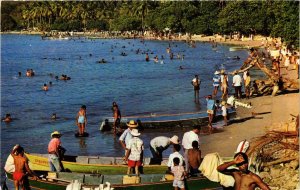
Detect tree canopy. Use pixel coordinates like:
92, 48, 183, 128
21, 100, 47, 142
1, 1, 299, 47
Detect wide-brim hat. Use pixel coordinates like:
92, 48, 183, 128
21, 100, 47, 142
127, 120, 138, 128
130, 129, 140, 136
170, 135, 179, 144
51, 131, 62, 137
214, 70, 220, 75
220, 69, 225, 74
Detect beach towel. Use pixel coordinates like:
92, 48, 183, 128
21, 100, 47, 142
199, 152, 235, 187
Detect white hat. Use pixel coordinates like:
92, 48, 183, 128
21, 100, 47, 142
170, 135, 179, 144
51, 131, 62, 138
214, 70, 220, 75
235, 140, 250, 153
130, 129, 140, 136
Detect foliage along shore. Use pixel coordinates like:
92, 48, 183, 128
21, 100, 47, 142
1, 1, 299, 48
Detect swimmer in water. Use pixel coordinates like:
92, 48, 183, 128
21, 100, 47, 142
2, 114, 12, 122
43, 84, 49, 91
51, 113, 57, 120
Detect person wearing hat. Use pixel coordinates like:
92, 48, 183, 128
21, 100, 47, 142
217, 152, 270, 190
191, 75, 201, 103
232, 71, 242, 99
150, 135, 179, 164
119, 120, 138, 153
213, 70, 221, 97
48, 131, 64, 172
124, 128, 144, 175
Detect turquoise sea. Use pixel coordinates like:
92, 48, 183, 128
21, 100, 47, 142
1, 34, 250, 183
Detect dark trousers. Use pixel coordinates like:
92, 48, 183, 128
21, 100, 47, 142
150, 146, 164, 165
234, 86, 242, 99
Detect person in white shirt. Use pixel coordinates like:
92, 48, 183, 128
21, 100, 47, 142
167, 144, 184, 171
221, 101, 228, 126
181, 125, 200, 172
232, 71, 242, 99
125, 128, 144, 175
119, 120, 138, 154
150, 135, 179, 164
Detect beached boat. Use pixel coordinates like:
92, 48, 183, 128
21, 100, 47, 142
25, 153, 168, 174
100, 109, 236, 131
6, 170, 222, 190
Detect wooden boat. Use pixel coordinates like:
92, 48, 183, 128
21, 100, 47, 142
100, 109, 236, 131
25, 153, 168, 175
6, 170, 222, 190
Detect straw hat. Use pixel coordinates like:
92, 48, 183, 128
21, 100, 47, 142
214, 70, 220, 75
126, 120, 138, 128
220, 69, 225, 74
170, 135, 179, 144
130, 129, 140, 136
51, 131, 62, 138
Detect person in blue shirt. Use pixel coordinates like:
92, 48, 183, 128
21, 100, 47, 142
206, 95, 215, 133
213, 71, 221, 97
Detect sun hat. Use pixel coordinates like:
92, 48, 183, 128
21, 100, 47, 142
220, 69, 225, 74
214, 70, 220, 75
130, 129, 140, 136
126, 120, 138, 128
13, 144, 20, 151
235, 140, 250, 153
51, 131, 62, 138
221, 101, 226, 106
170, 135, 179, 144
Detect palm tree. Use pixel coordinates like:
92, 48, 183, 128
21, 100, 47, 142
132, 1, 154, 33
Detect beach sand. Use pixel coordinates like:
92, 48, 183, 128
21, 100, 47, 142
200, 92, 299, 157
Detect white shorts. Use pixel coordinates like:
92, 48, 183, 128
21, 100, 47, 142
173, 180, 185, 189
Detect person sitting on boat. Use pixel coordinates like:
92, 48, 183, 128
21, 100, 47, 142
187, 141, 201, 176
48, 131, 65, 172
182, 125, 200, 173
171, 157, 187, 190
167, 144, 184, 171
119, 120, 138, 155
12, 146, 38, 190
124, 129, 144, 175
150, 135, 179, 164
2, 113, 12, 122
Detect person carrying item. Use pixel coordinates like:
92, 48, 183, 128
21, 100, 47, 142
48, 131, 65, 172
119, 120, 138, 154
76, 105, 87, 136
124, 129, 144, 175
217, 152, 270, 190
182, 125, 200, 172
150, 135, 179, 164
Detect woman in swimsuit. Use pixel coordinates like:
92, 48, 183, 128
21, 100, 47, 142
76, 105, 87, 136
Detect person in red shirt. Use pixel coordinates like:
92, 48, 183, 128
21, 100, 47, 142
48, 131, 65, 171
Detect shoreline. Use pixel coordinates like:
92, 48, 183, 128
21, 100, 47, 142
1, 30, 266, 48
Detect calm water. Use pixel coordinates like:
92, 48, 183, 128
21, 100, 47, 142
1, 34, 249, 180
